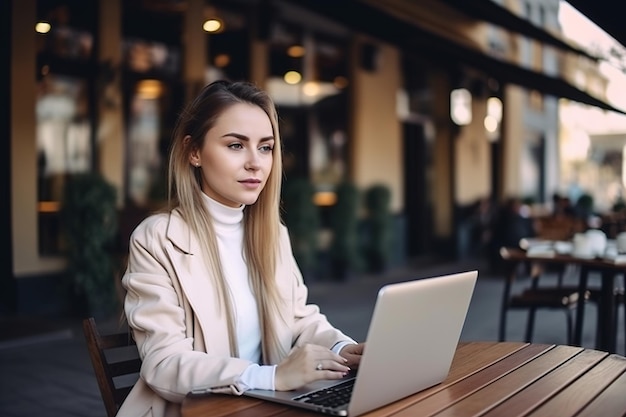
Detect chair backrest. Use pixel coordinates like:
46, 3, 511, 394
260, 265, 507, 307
535, 216, 586, 241
82, 317, 141, 417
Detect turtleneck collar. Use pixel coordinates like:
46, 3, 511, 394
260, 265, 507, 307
201, 192, 244, 232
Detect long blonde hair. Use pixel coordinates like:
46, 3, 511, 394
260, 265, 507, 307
167, 80, 284, 362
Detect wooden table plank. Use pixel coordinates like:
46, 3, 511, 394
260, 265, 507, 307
428, 345, 583, 417
446, 342, 530, 383
531, 355, 626, 417
352, 342, 529, 417
481, 348, 608, 417
183, 394, 323, 417
391, 343, 556, 417
575, 371, 626, 417
182, 395, 269, 417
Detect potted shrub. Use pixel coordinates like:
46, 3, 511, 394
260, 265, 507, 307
60, 172, 119, 317
362, 184, 393, 273
281, 177, 320, 281
328, 181, 362, 281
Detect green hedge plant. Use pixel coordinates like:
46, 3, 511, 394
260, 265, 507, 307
281, 177, 320, 280
363, 184, 393, 273
328, 181, 362, 280
60, 172, 118, 317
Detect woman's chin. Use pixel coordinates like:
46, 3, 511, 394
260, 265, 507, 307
239, 193, 262, 206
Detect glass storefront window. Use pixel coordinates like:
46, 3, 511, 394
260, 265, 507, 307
36, 0, 95, 60
36, 73, 92, 255
127, 82, 163, 206
36, 0, 97, 256
123, 38, 181, 75
37, 75, 91, 183
266, 18, 349, 193
37, 25, 93, 60
121, 0, 184, 206
204, 3, 250, 82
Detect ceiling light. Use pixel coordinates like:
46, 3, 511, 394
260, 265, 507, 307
214, 54, 230, 68
203, 19, 222, 33
35, 22, 51, 34
333, 76, 349, 89
302, 81, 320, 96
284, 71, 302, 85
136, 79, 163, 99
287, 45, 305, 58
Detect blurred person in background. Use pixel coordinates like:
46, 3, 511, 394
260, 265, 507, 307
489, 197, 536, 271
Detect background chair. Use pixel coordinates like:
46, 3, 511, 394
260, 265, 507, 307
500, 247, 626, 353
498, 247, 588, 344
82, 317, 141, 417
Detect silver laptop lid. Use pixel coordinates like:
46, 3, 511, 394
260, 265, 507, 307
348, 270, 477, 416
240, 270, 477, 416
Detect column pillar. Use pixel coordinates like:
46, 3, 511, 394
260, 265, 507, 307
183, 0, 207, 101
98, 0, 125, 205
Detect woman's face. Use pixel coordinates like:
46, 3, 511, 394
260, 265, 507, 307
190, 102, 275, 207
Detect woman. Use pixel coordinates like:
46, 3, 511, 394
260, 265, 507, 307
119, 80, 364, 417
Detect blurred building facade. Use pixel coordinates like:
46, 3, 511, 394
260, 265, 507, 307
5, 0, 626, 314
557, 2, 626, 212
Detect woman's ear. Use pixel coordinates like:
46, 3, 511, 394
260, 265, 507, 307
185, 135, 201, 167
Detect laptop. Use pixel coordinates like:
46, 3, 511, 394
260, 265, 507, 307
243, 270, 478, 416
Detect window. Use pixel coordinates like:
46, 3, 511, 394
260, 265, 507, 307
36, 0, 97, 255
122, 1, 184, 207
204, 2, 250, 82
265, 14, 350, 193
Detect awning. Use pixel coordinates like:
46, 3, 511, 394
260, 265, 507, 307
439, 0, 599, 61
566, 0, 626, 48
294, 0, 626, 115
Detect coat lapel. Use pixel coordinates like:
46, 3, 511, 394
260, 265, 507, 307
164, 210, 231, 355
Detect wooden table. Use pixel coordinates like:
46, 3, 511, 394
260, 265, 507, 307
182, 342, 626, 417
500, 247, 624, 353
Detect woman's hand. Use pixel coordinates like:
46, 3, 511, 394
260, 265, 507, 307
339, 343, 364, 368
274, 344, 350, 391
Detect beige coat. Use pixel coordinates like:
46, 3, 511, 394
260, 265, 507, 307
118, 210, 354, 417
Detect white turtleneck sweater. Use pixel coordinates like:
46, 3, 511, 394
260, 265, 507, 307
201, 193, 351, 390
202, 194, 275, 390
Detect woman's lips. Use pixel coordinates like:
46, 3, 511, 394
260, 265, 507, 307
239, 179, 262, 189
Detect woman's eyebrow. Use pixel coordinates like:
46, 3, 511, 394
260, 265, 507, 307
221, 132, 275, 142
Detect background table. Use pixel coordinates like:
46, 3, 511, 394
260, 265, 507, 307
182, 341, 626, 417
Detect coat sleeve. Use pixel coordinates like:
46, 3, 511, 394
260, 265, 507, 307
122, 215, 252, 403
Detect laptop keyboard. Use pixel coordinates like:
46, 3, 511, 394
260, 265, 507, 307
293, 379, 355, 408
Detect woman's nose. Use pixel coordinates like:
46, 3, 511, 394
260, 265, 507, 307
244, 151, 260, 170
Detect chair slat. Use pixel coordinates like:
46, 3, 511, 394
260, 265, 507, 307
99, 332, 136, 349
109, 358, 142, 377
83, 317, 142, 417
113, 385, 135, 405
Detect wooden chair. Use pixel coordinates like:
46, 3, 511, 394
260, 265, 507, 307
82, 317, 141, 417
499, 247, 588, 344
533, 215, 585, 242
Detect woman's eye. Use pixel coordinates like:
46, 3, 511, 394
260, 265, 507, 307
228, 143, 243, 150
259, 145, 274, 153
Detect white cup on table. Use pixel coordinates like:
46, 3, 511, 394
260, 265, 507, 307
572, 233, 593, 258
585, 229, 607, 257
